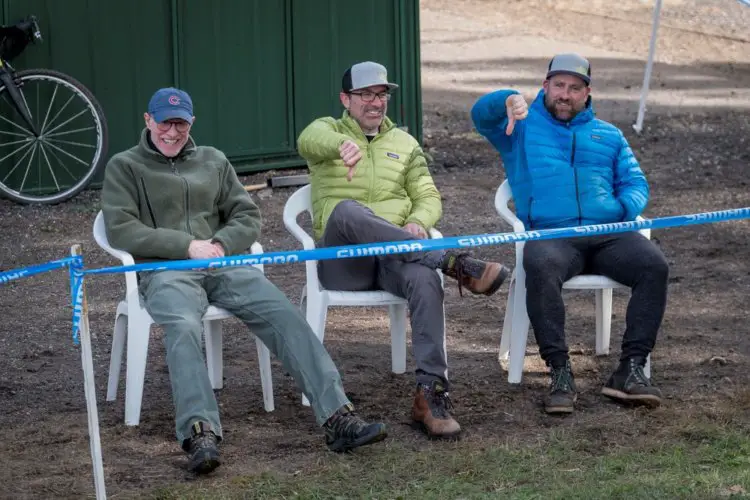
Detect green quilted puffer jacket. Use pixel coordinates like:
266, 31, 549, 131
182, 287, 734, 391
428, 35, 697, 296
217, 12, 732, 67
297, 111, 442, 240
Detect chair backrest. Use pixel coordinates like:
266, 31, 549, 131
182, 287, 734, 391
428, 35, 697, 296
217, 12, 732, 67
93, 211, 139, 296
282, 184, 321, 292
494, 179, 651, 240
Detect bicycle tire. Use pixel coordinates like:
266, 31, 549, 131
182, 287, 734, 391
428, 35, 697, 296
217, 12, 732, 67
0, 68, 108, 204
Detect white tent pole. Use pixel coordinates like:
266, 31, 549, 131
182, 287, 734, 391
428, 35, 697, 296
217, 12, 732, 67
633, 0, 663, 134
71, 244, 107, 500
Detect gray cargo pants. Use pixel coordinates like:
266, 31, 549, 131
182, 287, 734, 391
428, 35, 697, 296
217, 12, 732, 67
138, 265, 351, 444
317, 200, 449, 388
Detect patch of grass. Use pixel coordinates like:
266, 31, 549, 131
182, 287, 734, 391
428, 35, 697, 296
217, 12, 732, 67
147, 425, 750, 500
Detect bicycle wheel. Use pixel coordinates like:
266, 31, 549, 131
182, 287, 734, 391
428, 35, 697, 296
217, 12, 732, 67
0, 68, 108, 204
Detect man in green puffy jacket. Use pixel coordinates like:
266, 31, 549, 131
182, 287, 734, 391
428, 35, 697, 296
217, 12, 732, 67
101, 87, 387, 475
297, 62, 511, 440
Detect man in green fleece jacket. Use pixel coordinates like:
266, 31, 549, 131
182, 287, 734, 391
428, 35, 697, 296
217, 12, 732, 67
297, 62, 512, 441
101, 88, 387, 475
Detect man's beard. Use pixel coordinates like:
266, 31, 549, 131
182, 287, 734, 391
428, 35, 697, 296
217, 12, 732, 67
544, 97, 582, 122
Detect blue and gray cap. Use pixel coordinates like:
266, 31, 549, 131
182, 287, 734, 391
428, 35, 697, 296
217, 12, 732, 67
546, 53, 591, 85
342, 61, 399, 92
148, 87, 194, 123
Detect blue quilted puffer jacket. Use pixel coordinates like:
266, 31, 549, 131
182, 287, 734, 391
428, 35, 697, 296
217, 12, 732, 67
471, 89, 649, 230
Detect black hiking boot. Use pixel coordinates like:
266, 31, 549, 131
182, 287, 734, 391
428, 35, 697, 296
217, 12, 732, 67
545, 360, 577, 414
183, 421, 221, 474
323, 404, 388, 453
441, 252, 511, 296
601, 356, 663, 407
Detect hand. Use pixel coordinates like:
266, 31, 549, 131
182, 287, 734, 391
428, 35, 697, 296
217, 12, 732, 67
505, 94, 528, 135
339, 140, 362, 182
403, 222, 428, 240
211, 241, 226, 257
188, 240, 224, 260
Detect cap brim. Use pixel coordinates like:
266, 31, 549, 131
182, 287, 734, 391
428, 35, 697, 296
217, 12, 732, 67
151, 108, 193, 123
546, 70, 590, 85
350, 82, 399, 92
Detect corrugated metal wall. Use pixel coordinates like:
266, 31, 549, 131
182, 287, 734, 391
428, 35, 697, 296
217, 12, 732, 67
2, 0, 422, 178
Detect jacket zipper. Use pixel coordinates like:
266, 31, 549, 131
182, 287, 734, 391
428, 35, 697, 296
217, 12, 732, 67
169, 159, 192, 234
140, 178, 158, 227
366, 140, 374, 205
570, 131, 582, 225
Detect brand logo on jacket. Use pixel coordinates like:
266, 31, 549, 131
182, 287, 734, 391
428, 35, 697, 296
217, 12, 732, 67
386, 152, 400, 159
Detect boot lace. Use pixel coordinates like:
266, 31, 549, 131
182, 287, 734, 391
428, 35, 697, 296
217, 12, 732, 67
327, 412, 368, 438
550, 366, 573, 393
626, 359, 651, 387
425, 386, 455, 418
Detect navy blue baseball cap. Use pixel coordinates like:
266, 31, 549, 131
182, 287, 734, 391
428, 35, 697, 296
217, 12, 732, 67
148, 87, 193, 123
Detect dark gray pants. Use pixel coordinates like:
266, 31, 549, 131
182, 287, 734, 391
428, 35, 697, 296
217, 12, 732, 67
524, 232, 669, 366
318, 200, 449, 387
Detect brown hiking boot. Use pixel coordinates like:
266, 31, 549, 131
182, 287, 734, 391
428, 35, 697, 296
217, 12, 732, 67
411, 381, 461, 440
441, 252, 510, 296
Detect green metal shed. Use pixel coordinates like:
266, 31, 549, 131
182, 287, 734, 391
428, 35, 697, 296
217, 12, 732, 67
2, 0, 422, 176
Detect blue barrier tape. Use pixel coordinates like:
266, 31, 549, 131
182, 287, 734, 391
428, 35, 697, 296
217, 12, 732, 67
0, 257, 78, 285
739, 0, 750, 7
81, 207, 750, 276
69, 256, 85, 345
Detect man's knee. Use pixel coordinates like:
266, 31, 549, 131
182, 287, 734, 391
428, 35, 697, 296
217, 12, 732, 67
523, 242, 570, 280
639, 245, 670, 284
329, 199, 370, 226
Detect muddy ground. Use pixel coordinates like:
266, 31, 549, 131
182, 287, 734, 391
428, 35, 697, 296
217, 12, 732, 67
1, 0, 749, 498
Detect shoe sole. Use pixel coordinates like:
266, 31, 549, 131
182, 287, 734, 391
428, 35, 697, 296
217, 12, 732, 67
545, 406, 574, 414
327, 424, 388, 453
478, 265, 511, 296
601, 387, 662, 407
411, 420, 462, 441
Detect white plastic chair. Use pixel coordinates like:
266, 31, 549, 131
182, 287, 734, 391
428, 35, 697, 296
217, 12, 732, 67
282, 185, 445, 406
93, 211, 274, 426
494, 180, 651, 383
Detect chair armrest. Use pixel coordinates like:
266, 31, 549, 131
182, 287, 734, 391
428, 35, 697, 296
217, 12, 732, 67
283, 217, 317, 250
498, 207, 525, 233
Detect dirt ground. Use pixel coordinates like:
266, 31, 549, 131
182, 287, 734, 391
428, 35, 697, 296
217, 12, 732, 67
1, 0, 750, 498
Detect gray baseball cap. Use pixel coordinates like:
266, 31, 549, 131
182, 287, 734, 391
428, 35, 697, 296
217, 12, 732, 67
546, 53, 591, 85
342, 61, 399, 92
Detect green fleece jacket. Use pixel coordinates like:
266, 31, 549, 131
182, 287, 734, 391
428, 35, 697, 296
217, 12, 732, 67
101, 129, 261, 261
297, 111, 442, 240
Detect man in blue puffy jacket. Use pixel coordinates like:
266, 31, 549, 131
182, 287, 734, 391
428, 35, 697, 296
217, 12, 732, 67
472, 53, 669, 414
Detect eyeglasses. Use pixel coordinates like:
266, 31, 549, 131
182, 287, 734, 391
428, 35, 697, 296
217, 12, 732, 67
349, 91, 392, 103
155, 119, 192, 132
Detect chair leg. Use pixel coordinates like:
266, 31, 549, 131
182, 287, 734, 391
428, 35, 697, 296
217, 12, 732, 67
389, 303, 408, 374
508, 268, 530, 385
595, 289, 613, 356
205, 320, 223, 390
124, 312, 151, 426
107, 312, 127, 401
302, 294, 328, 407
499, 272, 516, 362
255, 336, 275, 412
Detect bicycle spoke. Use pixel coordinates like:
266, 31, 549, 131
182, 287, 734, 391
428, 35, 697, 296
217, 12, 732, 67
44, 126, 96, 138
0, 138, 34, 148
17, 87, 36, 131
41, 141, 76, 183
39, 138, 90, 166
0, 98, 34, 136
17, 142, 39, 195
0, 140, 33, 165
1, 141, 35, 183
39, 81, 58, 134
37, 142, 61, 191
45, 137, 97, 149
0, 129, 32, 138
44, 108, 90, 136
41, 92, 76, 135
